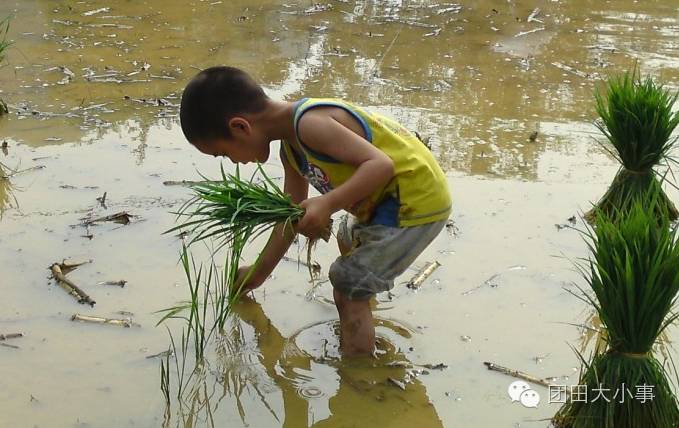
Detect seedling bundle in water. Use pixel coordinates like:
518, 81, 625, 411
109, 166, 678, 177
554, 196, 679, 428
158, 164, 312, 409
586, 70, 679, 223
162, 164, 308, 343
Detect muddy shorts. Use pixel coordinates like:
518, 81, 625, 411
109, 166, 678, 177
329, 215, 446, 300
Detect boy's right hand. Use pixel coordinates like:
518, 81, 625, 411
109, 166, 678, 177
235, 265, 266, 291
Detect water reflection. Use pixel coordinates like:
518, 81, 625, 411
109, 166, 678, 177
1, 0, 677, 179
234, 296, 442, 427
164, 296, 442, 427
0, 161, 17, 215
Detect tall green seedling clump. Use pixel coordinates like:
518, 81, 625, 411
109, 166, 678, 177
554, 195, 679, 428
586, 70, 679, 223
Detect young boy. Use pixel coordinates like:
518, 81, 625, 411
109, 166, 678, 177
179, 66, 451, 356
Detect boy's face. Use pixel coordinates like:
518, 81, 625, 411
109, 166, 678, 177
192, 117, 270, 164
193, 137, 269, 164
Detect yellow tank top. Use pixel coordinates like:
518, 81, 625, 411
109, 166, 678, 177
282, 98, 452, 227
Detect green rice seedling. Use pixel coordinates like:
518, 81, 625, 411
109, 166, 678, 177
168, 163, 303, 252
0, 16, 11, 116
585, 70, 679, 223
157, 246, 214, 362
216, 230, 250, 324
0, 16, 10, 61
167, 163, 314, 303
157, 242, 250, 363
554, 195, 679, 428
160, 350, 172, 427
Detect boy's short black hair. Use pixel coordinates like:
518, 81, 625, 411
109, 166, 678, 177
180, 66, 268, 143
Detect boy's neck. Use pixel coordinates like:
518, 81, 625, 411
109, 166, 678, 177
254, 99, 296, 143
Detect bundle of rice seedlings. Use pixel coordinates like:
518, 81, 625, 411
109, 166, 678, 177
585, 70, 679, 223
164, 164, 332, 344
554, 196, 679, 428
169, 164, 303, 252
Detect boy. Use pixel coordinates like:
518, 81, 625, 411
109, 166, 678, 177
179, 66, 451, 356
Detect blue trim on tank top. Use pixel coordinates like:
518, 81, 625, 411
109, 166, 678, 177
292, 99, 374, 164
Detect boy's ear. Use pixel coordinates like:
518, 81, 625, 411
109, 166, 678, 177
227, 117, 251, 136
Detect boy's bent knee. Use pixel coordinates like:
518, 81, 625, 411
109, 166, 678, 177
329, 257, 392, 300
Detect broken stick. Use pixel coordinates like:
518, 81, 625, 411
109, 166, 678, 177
59, 259, 93, 274
2, 165, 45, 179
96, 191, 107, 208
162, 180, 212, 186
0, 342, 19, 349
71, 314, 138, 328
50, 263, 96, 306
0, 333, 23, 341
406, 261, 441, 289
97, 280, 127, 287
387, 377, 407, 391
83, 211, 133, 225
483, 361, 551, 388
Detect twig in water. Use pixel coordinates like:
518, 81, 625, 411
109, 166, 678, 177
0, 333, 23, 341
527, 8, 543, 23
282, 255, 321, 271
369, 23, 404, 80
483, 361, 551, 388
1, 165, 45, 179
461, 273, 501, 296
551, 62, 600, 80
96, 191, 107, 209
0, 342, 19, 349
162, 180, 213, 186
71, 313, 139, 328
83, 211, 134, 225
420, 363, 448, 370
406, 261, 441, 289
388, 377, 406, 390
146, 349, 174, 359
59, 259, 93, 274
514, 27, 545, 38
50, 263, 96, 306
97, 280, 127, 287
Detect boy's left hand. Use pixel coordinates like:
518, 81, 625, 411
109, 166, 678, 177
297, 196, 333, 240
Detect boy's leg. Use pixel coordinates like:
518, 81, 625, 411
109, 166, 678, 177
333, 288, 375, 356
334, 215, 375, 356
334, 219, 374, 355
330, 216, 446, 357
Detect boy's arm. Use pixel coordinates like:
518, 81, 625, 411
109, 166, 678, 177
238, 150, 308, 289
296, 108, 395, 238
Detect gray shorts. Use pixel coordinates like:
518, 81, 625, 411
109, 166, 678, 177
329, 215, 446, 300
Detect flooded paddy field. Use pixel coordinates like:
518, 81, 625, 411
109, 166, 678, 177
1, 1, 678, 427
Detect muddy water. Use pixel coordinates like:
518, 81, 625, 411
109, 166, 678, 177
1, 1, 678, 427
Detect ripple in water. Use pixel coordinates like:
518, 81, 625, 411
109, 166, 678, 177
297, 385, 324, 399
